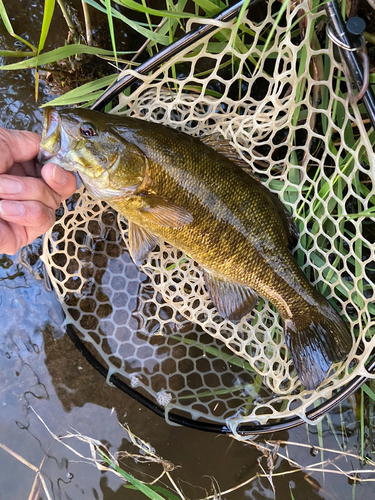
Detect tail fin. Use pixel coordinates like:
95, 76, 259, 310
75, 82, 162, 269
284, 311, 352, 391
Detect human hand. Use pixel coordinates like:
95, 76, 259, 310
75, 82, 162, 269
0, 127, 77, 255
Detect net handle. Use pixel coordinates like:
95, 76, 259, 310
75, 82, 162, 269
325, 0, 375, 128
66, 324, 374, 436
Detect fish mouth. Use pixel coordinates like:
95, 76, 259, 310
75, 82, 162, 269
37, 107, 62, 164
37, 148, 55, 164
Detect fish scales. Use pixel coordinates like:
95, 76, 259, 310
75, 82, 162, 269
107, 120, 322, 322
38, 107, 353, 390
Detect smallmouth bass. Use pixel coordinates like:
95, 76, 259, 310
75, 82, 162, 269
38, 107, 353, 390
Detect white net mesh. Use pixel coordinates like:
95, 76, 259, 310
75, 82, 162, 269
41, 0, 375, 437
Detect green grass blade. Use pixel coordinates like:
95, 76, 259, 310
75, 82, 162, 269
125, 484, 181, 500
0, 0, 16, 33
41, 74, 118, 106
0, 0, 37, 51
191, 0, 224, 16
38, 0, 56, 54
104, 0, 117, 66
116, 0, 195, 19
343, 206, 375, 219
0, 44, 133, 70
84, 0, 169, 45
361, 388, 365, 459
139, 0, 154, 55
170, 334, 253, 372
254, 0, 291, 73
362, 383, 375, 402
99, 450, 166, 500
232, 0, 252, 46
35, 0, 56, 99
52, 90, 107, 105
0, 50, 36, 57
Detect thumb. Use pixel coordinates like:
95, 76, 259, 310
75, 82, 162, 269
41, 163, 77, 201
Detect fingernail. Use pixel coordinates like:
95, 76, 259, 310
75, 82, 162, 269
0, 200, 25, 216
52, 165, 67, 185
0, 177, 22, 194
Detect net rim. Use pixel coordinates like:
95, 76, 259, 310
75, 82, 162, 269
41, 0, 375, 434
65, 323, 375, 435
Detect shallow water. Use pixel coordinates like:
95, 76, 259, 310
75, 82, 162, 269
1, 2, 375, 499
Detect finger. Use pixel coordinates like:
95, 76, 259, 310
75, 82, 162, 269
0, 128, 40, 172
6, 163, 26, 177
0, 219, 22, 255
19, 159, 41, 177
7, 159, 41, 178
41, 163, 77, 201
0, 217, 49, 255
0, 174, 61, 210
0, 200, 56, 231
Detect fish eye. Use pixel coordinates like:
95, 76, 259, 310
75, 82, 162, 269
80, 123, 97, 138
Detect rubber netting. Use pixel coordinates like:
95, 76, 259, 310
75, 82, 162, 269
41, 0, 375, 437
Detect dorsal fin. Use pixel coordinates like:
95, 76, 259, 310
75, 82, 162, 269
268, 193, 299, 249
201, 133, 258, 180
201, 133, 298, 247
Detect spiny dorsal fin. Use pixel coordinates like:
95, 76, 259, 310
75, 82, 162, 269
202, 134, 298, 248
201, 133, 258, 179
203, 269, 258, 322
202, 133, 298, 247
137, 195, 193, 228
128, 221, 159, 265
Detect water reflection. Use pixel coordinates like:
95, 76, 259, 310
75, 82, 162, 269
43, 192, 278, 425
0, 246, 65, 358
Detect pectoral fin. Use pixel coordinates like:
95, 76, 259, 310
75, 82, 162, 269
138, 195, 193, 228
203, 269, 258, 321
128, 221, 159, 265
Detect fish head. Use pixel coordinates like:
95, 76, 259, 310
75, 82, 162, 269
38, 107, 146, 197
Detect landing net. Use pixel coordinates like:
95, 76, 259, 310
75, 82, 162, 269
42, 0, 375, 438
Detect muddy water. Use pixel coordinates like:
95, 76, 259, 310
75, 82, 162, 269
0, 2, 374, 500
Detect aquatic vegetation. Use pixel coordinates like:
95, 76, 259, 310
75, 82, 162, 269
16, 408, 375, 500
0, 442, 52, 500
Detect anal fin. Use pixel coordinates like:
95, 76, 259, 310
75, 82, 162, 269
128, 221, 159, 266
203, 269, 258, 321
